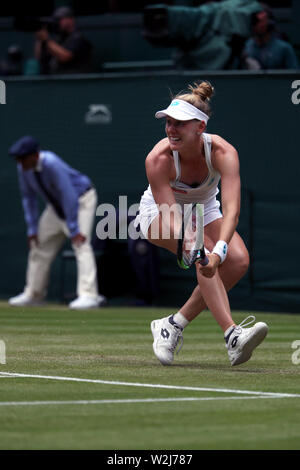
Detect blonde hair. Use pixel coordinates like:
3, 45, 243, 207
174, 81, 214, 117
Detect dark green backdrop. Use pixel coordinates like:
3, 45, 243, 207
1, 71, 299, 311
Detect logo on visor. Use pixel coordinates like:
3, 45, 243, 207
170, 101, 180, 106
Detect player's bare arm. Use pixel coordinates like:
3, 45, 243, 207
146, 139, 182, 239
198, 135, 240, 276
211, 134, 241, 245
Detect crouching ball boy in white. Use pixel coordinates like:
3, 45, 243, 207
135, 81, 268, 366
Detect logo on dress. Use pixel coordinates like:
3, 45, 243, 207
172, 188, 187, 194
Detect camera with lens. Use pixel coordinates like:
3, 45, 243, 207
142, 2, 263, 70
142, 5, 173, 46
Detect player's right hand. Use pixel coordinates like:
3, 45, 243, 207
28, 235, 38, 248
197, 253, 220, 278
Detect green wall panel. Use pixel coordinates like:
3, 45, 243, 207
1, 71, 299, 311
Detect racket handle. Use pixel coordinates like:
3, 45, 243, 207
199, 255, 209, 266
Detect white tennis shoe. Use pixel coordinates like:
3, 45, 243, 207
8, 292, 43, 306
151, 315, 183, 366
225, 316, 268, 366
69, 294, 107, 310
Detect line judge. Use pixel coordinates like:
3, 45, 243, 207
8, 135, 106, 309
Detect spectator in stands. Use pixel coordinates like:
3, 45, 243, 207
8, 135, 106, 310
0, 45, 23, 76
34, 6, 93, 74
243, 3, 299, 70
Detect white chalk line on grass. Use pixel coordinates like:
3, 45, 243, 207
0, 371, 299, 399
0, 396, 293, 407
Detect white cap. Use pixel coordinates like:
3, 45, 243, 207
155, 99, 209, 124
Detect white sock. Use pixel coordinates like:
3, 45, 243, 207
224, 324, 235, 338
173, 312, 190, 329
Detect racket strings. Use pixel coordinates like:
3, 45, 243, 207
177, 203, 207, 269
182, 210, 199, 264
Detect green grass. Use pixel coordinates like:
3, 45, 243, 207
0, 302, 299, 450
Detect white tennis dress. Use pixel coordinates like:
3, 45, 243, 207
135, 133, 222, 238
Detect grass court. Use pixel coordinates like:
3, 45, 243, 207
0, 303, 299, 450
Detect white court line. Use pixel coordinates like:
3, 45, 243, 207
0, 371, 299, 398
0, 396, 291, 407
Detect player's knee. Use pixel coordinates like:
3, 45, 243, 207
235, 248, 250, 277
226, 246, 249, 278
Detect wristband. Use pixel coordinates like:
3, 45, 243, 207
212, 240, 228, 264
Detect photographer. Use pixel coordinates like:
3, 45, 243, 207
35, 6, 93, 74
0, 44, 23, 76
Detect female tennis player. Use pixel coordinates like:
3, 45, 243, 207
135, 81, 268, 366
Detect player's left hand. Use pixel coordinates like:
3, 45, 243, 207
197, 253, 220, 278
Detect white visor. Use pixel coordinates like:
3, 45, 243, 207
155, 99, 209, 124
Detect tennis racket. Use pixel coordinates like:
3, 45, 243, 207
177, 202, 209, 270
